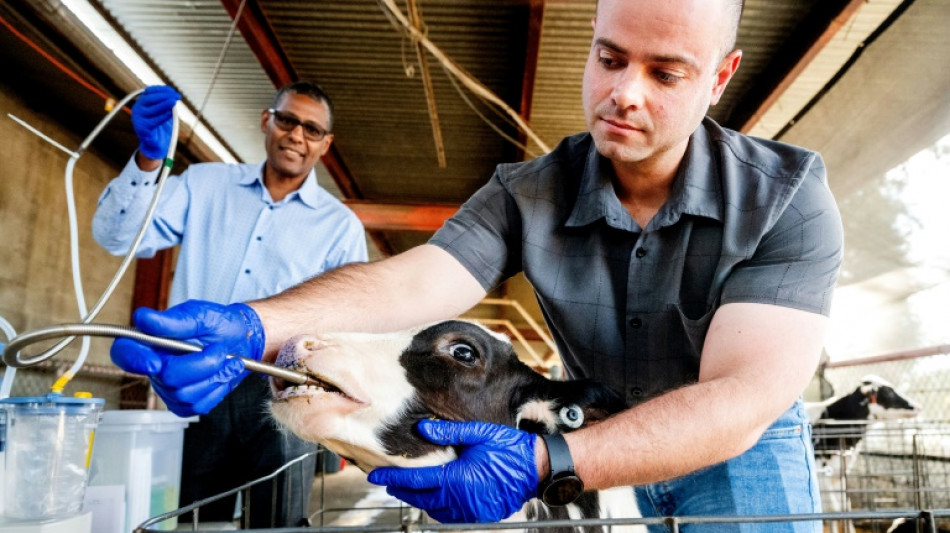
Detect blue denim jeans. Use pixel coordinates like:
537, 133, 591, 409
635, 399, 822, 532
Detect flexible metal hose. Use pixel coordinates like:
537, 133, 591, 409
1, 324, 310, 385
23, 88, 180, 373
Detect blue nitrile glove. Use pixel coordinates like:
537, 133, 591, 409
110, 299, 265, 416
131, 85, 181, 160
367, 419, 539, 523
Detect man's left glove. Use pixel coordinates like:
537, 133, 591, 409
367, 419, 539, 523
110, 299, 265, 416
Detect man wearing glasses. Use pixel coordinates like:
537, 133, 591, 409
92, 81, 367, 528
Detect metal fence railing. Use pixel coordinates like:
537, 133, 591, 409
816, 344, 950, 533
129, 345, 950, 533
136, 439, 950, 533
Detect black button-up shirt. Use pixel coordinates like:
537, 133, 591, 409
431, 118, 843, 404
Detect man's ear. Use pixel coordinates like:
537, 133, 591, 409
710, 49, 742, 106
316, 134, 334, 158
260, 109, 270, 133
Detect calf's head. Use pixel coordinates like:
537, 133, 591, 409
823, 375, 921, 421
268, 320, 626, 472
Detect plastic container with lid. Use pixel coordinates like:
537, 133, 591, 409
86, 410, 195, 532
0, 393, 104, 521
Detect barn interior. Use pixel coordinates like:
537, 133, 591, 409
1, 0, 949, 531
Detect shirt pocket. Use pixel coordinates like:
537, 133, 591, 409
672, 303, 715, 358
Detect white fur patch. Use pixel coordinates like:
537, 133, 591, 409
515, 399, 558, 433
270, 329, 450, 471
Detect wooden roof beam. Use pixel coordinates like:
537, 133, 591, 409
725, 0, 867, 134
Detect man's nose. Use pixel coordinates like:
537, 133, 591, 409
611, 68, 647, 110
287, 122, 306, 141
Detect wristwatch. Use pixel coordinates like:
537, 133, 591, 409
538, 433, 584, 506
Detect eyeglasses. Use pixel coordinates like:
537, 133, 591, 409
267, 109, 330, 141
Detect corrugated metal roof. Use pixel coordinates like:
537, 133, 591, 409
92, 0, 879, 208
88, 0, 911, 259
261, 0, 529, 203
97, 0, 274, 164
747, 0, 905, 139
8, 0, 949, 358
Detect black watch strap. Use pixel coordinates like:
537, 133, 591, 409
539, 433, 584, 506
542, 433, 574, 476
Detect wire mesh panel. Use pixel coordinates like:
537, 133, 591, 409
813, 420, 950, 532
818, 349, 950, 532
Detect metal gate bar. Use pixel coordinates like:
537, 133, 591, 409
137, 508, 950, 532
136, 435, 950, 532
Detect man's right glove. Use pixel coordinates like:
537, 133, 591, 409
131, 85, 181, 160
110, 299, 265, 416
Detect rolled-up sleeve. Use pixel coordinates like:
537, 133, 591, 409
720, 161, 844, 316
429, 171, 523, 291
92, 155, 186, 258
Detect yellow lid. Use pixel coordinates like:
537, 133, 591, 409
74, 392, 93, 399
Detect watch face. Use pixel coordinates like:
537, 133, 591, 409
542, 474, 584, 507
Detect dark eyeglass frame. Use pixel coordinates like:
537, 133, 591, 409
267, 108, 330, 141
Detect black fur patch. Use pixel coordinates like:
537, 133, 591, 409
367, 320, 631, 527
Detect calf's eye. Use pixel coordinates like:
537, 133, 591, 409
449, 342, 476, 363
559, 404, 584, 429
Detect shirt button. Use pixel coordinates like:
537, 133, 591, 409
256, 236, 262, 241
635, 247, 647, 258
629, 317, 642, 328
269, 206, 274, 210
629, 387, 644, 398
244, 269, 251, 274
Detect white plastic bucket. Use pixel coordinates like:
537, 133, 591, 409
86, 410, 195, 532
0, 393, 104, 521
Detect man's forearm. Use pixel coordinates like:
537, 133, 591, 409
566, 377, 778, 490
250, 244, 487, 360
564, 303, 826, 490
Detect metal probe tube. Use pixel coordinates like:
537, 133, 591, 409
1, 323, 310, 385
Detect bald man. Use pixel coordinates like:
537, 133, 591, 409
110, 1, 841, 531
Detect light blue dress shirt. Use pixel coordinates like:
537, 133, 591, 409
92, 156, 368, 306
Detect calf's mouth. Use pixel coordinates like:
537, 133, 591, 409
270, 367, 363, 404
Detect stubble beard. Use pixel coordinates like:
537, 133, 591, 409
591, 128, 651, 165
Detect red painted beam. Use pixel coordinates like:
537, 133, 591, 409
515, 0, 544, 162
344, 202, 459, 232
130, 249, 174, 313
217, 0, 364, 200
219, 0, 294, 85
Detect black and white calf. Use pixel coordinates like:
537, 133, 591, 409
887, 516, 950, 533
268, 320, 642, 532
806, 376, 920, 533
807, 375, 920, 451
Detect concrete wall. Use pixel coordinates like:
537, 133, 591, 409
0, 83, 135, 376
